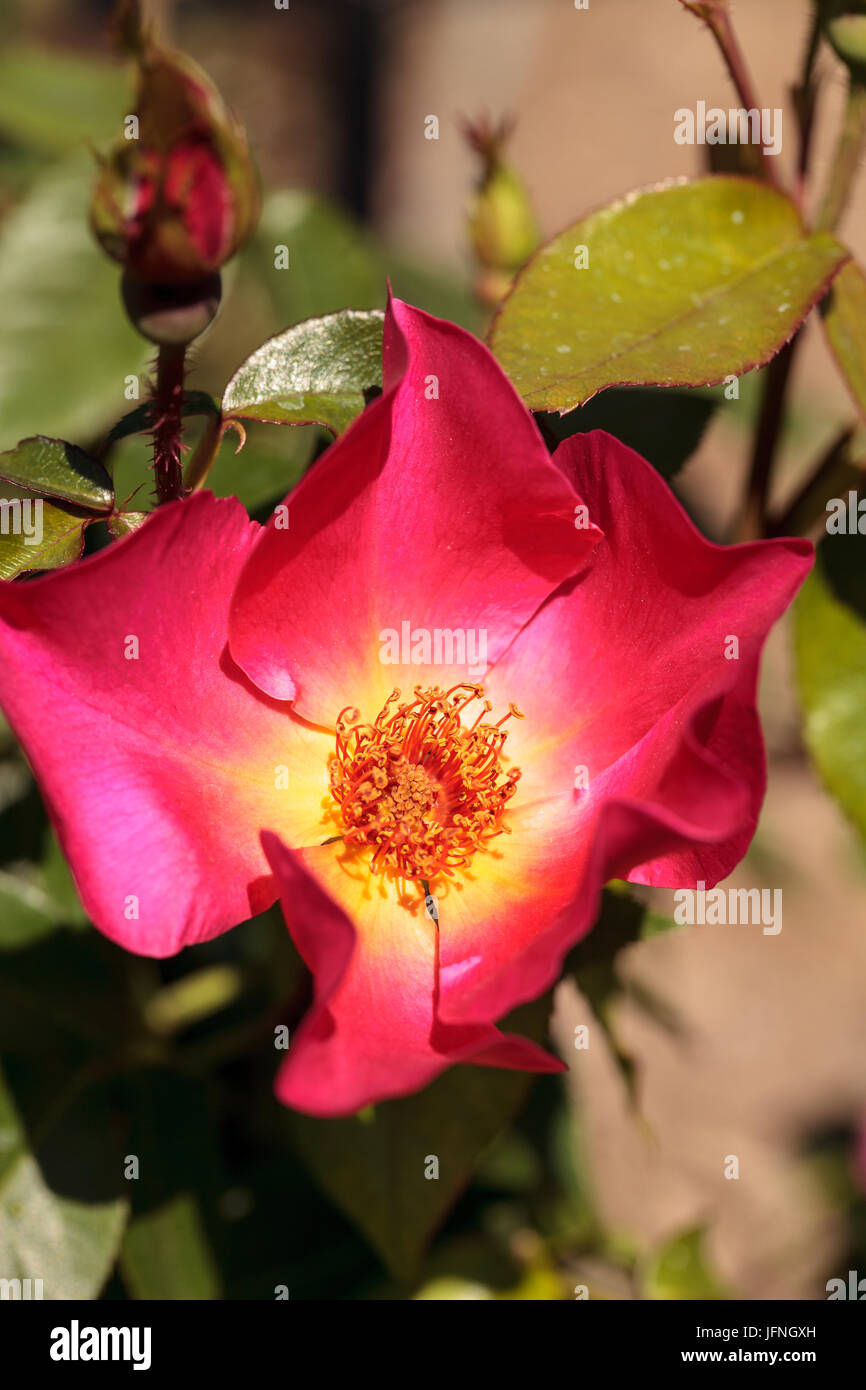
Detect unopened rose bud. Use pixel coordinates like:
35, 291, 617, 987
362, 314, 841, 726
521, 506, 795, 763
91, 39, 260, 291
463, 116, 538, 279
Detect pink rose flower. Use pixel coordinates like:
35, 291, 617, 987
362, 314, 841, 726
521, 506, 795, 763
0, 299, 811, 1115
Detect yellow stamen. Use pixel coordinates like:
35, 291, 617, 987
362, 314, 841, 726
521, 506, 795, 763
328, 683, 523, 881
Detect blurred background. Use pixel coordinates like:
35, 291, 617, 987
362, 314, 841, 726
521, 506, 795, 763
0, 0, 864, 1300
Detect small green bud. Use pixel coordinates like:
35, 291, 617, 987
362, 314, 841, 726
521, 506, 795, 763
822, 4, 866, 79
463, 116, 538, 282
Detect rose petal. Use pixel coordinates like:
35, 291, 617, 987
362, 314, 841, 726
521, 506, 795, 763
262, 832, 563, 1116
228, 295, 600, 724
0, 493, 333, 955
432, 431, 812, 1025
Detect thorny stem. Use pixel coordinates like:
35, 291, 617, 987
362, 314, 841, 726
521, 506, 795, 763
151, 342, 186, 504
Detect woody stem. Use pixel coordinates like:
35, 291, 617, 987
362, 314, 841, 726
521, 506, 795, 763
152, 343, 186, 505
693, 3, 782, 187
792, 0, 822, 205
736, 73, 866, 540
735, 341, 796, 542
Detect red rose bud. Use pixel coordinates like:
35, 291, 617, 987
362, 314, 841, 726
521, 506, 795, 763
91, 42, 260, 286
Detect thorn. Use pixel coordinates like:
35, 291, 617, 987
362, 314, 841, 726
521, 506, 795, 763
222, 418, 247, 454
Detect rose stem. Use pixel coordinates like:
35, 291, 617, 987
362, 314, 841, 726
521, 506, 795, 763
151, 342, 186, 504
684, 1, 783, 188
735, 36, 866, 539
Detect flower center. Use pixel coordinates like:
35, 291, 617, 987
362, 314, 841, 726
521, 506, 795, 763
329, 683, 524, 881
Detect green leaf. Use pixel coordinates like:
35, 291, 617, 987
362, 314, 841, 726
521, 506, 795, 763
190, 190, 477, 428
642, 1227, 729, 1300
223, 309, 384, 435
0, 483, 94, 580
0, 436, 113, 511
0, 933, 130, 1054
182, 192, 384, 414
286, 996, 551, 1284
490, 176, 848, 412
39, 830, 88, 929
0, 750, 31, 820
0, 1065, 127, 1299
121, 1194, 220, 1301
205, 420, 320, 513
246, 191, 385, 324
795, 529, 866, 844
565, 887, 681, 1096
539, 386, 716, 478
566, 885, 679, 1016
0, 156, 149, 450
0, 45, 127, 156
823, 259, 866, 420
107, 511, 148, 539
118, 1071, 223, 1300
0, 868, 66, 951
